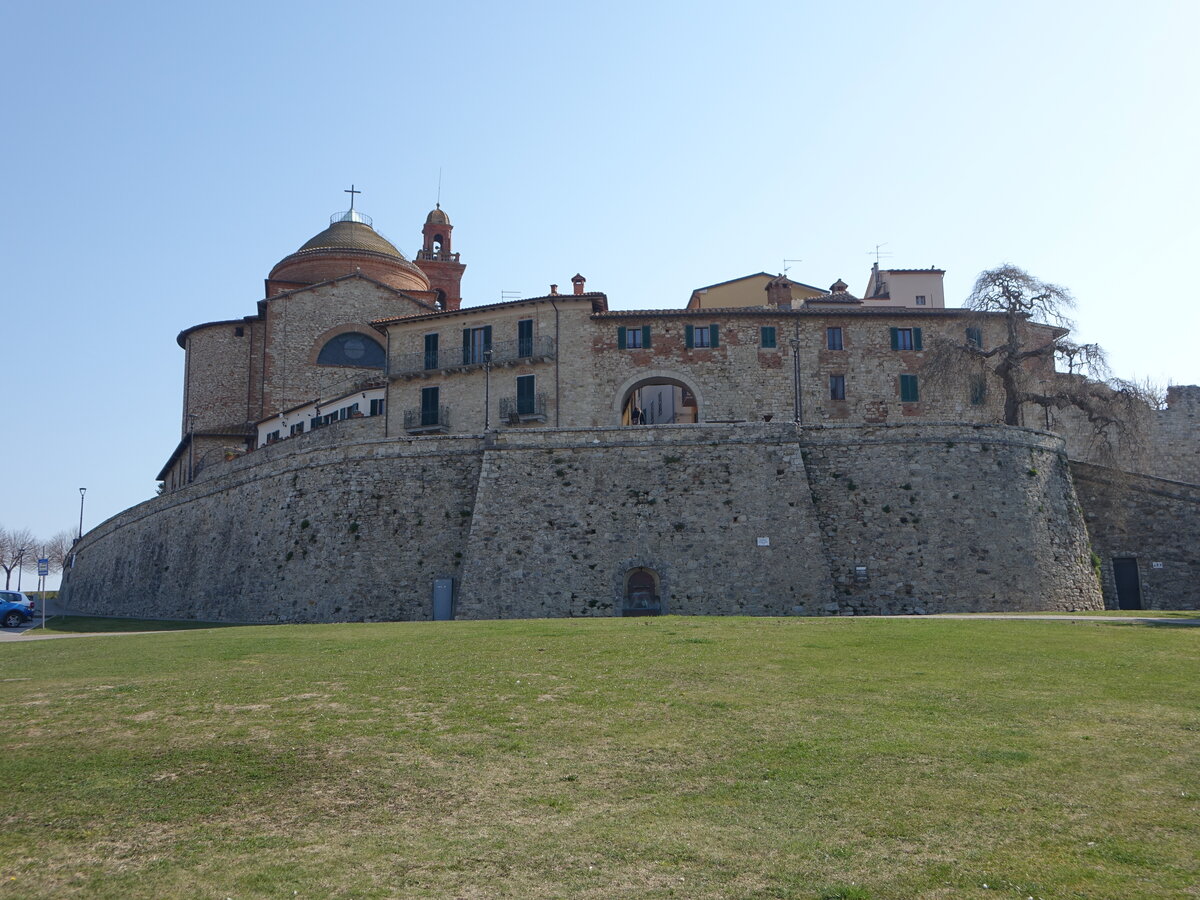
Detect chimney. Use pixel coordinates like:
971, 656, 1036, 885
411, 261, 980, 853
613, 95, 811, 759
571, 273, 586, 296
764, 274, 792, 309
830, 278, 848, 293
550, 284, 558, 296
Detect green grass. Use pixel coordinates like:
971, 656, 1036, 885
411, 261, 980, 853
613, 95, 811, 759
32, 615, 237, 634
0, 616, 1196, 899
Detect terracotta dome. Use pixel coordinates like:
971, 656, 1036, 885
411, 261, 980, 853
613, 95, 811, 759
268, 211, 431, 294
425, 205, 450, 225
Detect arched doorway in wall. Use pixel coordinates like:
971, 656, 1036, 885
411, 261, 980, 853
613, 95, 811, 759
617, 375, 700, 426
623, 568, 662, 616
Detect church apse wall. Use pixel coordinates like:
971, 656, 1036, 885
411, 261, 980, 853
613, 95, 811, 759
63, 422, 1102, 622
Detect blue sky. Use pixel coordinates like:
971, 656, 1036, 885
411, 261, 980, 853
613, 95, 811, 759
2, 0, 1197, 581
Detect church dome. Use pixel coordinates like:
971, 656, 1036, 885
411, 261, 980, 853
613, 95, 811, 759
425, 205, 450, 225
268, 210, 431, 295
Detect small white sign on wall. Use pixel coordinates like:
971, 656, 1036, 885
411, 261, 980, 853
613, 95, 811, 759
1152, 561, 1164, 569
757, 537, 770, 547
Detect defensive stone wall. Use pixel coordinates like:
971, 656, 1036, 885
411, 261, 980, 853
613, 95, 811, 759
1071, 461, 1200, 610
63, 422, 1103, 622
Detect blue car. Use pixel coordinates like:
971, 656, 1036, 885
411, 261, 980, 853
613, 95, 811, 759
0, 591, 35, 628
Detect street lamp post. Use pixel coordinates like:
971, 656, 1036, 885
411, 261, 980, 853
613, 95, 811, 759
78, 487, 87, 541
789, 336, 803, 425
483, 348, 493, 431
15, 547, 26, 591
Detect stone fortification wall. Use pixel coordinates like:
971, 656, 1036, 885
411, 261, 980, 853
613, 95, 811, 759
455, 425, 834, 618
64, 423, 1102, 622
1071, 462, 1200, 610
64, 427, 481, 623
802, 424, 1100, 614
1048, 384, 1199, 485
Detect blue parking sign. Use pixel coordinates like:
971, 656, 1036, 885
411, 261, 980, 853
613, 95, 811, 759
37, 559, 49, 577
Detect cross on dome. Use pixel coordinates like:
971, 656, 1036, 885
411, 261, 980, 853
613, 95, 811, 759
344, 184, 361, 210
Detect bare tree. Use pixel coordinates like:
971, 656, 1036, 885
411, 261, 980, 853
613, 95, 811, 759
924, 264, 1155, 465
0, 526, 37, 589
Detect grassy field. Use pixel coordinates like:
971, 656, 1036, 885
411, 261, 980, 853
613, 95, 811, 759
33, 615, 238, 634
0, 616, 1196, 899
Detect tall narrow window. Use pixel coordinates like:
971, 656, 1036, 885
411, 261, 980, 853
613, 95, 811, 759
424, 333, 439, 370
462, 326, 492, 365
970, 376, 987, 406
516, 374, 536, 415
421, 386, 440, 427
826, 327, 844, 351
966, 326, 983, 348
761, 326, 777, 348
518, 319, 534, 358
900, 374, 920, 402
830, 375, 846, 401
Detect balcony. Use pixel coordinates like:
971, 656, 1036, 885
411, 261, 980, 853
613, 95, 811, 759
499, 393, 548, 425
390, 336, 556, 379
403, 405, 451, 434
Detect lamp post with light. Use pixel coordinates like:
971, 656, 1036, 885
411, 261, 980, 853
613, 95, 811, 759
78, 487, 87, 542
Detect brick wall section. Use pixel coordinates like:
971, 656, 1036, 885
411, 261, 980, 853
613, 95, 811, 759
1071, 462, 1200, 610
64, 422, 1101, 622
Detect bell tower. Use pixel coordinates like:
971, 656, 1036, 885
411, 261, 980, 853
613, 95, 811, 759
414, 204, 466, 310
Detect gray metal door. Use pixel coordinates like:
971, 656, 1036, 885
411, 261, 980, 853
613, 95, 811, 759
433, 578, 455, 620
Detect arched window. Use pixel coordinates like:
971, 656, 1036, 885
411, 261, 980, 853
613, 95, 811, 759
317, 332, 385, 368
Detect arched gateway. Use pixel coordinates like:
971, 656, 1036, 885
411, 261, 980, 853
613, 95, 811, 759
614, 372, 702, 426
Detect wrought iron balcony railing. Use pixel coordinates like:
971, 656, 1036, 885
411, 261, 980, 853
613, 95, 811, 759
499, 392, 548, 424
391, 336, 556, 378
403, 405, 451, 434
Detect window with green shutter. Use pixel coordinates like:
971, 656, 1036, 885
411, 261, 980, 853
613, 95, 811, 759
619, 325, 650, 349
516, 374, 536, 415
891, 327, 921, 351
761, 326, 777, 348
424, 333, 439, 370
517, 319, 533, 357
900, 374, 920, 402
462, 326, 492, 365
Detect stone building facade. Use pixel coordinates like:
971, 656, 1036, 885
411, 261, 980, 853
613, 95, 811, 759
61, 200, 1199, 618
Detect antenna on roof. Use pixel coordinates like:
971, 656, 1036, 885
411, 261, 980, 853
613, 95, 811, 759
783, 258, 802, 276
436, 167, 442, 208
868, 243, 892, 263
501, 290, 522, 302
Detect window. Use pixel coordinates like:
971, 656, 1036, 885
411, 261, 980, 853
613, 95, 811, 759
900, 374, 920, 402
369, 398, 385, 416
617, 325, 651, 349
266, 430, 281, 443
915, 295, 927, 306
461, 326, 492, 365
966, 326, 983, 348
317, 332, 386, 368
421, 386, 440, 427
339, 403, 359, 420
424, 333, 439, 370
290, 422, 304, 436
516, 374, 536, 415
890, 327, 923, 351
761, 326, 777, 349
826, 327, 844, 351
234, 326, 245, 337
830, 375, 846, 401
970, 376, 987, 406
518, 319, 534, 358
685, 323, 719, 349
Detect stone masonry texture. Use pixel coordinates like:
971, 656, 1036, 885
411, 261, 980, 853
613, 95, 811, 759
63, 422, 1103, 621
